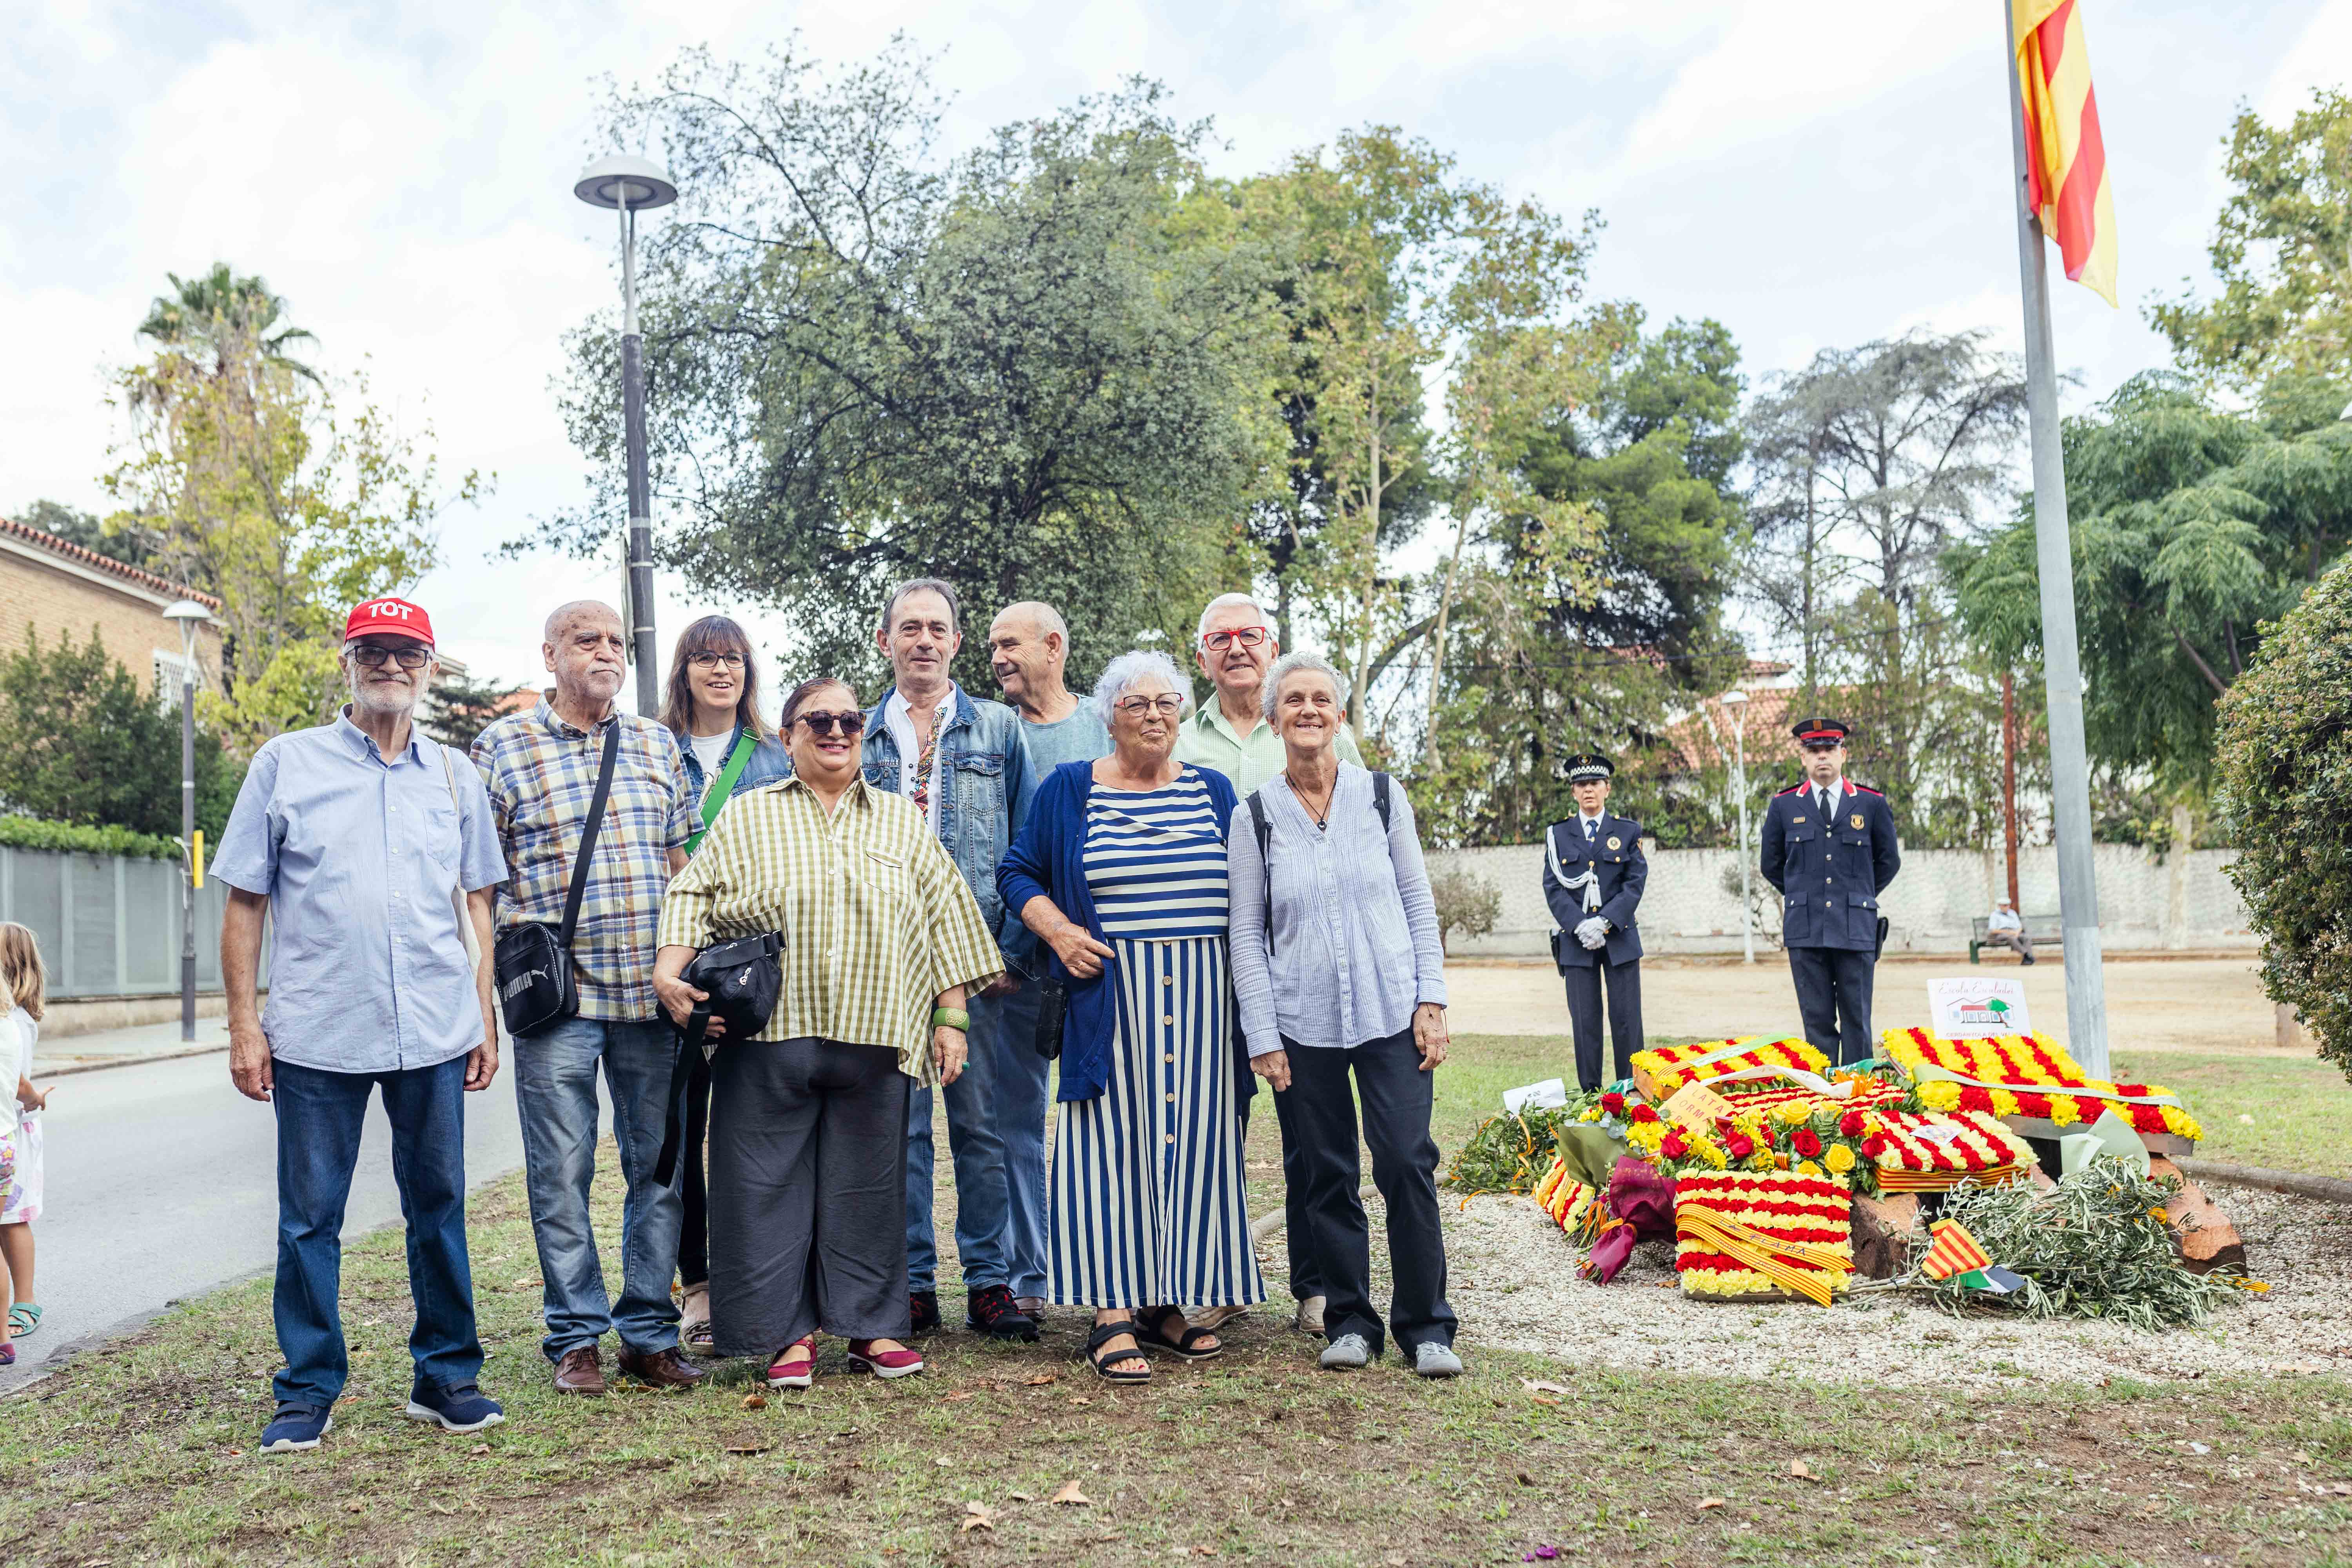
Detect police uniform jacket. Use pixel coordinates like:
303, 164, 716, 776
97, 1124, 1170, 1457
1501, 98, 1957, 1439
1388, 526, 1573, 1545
1543, 814, 1646, 969
1760, 780, 1900, 951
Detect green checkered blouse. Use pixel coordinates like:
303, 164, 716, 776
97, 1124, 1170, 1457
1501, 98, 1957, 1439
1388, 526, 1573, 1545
655, 774, 1004, 1082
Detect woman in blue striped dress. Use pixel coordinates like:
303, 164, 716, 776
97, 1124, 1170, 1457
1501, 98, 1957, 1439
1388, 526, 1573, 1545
998, 651, 1265, 1382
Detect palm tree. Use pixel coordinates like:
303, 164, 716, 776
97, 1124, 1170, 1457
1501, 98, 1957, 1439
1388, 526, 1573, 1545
136, 263, 319, 382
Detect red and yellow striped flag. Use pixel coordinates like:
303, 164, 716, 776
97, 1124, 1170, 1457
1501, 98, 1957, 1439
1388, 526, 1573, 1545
1919, 1219, 1994, 1280
2014, 0, 2118, 306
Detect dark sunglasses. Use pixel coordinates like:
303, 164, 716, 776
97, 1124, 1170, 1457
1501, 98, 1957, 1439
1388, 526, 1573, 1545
350, 644, 431, 670
793, 710, 864, 737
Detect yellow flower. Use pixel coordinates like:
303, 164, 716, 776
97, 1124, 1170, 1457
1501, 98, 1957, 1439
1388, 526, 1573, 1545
1797, 1160, 1824, 1178
1775, 1102, 1810, 1126
2049, 1098, 2080, 1127
1918, 1082, 1962, 1112
1746, 1152, 1777, 1172
1990, 1089, 2021, 1117
1579, 1107, 1603, 1123
1825, 1143, 1857, 1174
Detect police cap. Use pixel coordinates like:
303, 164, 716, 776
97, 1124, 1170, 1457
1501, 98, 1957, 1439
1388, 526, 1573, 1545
1790, 716, 1850, 748
1564, 753, 1614, 783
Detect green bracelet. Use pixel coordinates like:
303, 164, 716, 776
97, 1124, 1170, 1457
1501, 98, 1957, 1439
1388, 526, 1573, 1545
931, 1007, 970, 1033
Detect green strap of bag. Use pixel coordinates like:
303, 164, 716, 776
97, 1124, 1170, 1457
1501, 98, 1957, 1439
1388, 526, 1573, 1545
684, 730, 757, 855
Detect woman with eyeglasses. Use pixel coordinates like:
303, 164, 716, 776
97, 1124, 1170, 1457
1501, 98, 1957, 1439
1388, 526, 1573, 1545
657, 615, 791, 1350
998, 650, 1264, 1383
655, 677, 1002, 1389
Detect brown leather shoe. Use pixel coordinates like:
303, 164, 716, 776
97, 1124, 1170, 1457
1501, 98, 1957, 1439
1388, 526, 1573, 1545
552, 1345, 606, 1396
617, 1346, 708, 1390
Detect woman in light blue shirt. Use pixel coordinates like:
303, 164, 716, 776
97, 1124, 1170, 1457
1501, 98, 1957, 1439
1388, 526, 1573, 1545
1228, 653, 1459, 1379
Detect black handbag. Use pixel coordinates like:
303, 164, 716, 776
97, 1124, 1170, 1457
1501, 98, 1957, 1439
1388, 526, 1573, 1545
653, 930, 786, 1184
494, 722, 620, 1039
1032, 975, 1067, 1060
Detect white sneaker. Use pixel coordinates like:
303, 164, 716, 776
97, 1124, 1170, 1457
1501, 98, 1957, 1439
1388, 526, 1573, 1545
1319, 1332, 1371, 1370
1412, 1342, 1463, 1379
1293, 1295, 1327, 1335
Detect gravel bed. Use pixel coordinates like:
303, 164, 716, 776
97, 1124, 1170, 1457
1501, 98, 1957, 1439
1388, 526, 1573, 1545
1443, 1183, 2352, 1388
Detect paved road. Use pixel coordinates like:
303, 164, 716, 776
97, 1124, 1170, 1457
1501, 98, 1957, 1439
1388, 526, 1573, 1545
0, 1049, 534, 1391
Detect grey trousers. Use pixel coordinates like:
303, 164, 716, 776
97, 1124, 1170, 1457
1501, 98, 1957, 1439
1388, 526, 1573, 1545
708, 1038, 911, 1359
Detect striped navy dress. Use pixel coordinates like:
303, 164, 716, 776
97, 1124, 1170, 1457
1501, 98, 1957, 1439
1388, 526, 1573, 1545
1049, 768, 1266, 1312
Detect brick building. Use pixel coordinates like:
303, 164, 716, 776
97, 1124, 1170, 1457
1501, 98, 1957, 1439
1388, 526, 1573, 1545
0, 517, 224, 695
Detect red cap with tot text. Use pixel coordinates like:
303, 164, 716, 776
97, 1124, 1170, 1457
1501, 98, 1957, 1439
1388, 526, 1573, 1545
344, 598, 435, 647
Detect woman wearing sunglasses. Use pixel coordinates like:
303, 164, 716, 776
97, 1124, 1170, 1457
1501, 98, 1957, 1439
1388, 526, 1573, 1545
656, 616, 791, 1350
653, 677, 1003, 1389
997, 650, 1264, 1383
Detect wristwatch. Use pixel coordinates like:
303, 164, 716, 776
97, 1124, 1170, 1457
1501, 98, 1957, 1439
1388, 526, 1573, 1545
931, 1007, 971, 1033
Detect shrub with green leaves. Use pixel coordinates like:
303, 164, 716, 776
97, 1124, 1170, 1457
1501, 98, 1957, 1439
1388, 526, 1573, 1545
2216, 555, 2352, 1075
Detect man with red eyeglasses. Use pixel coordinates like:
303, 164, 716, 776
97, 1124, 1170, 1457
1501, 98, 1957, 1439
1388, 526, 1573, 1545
1174, 594, 1363, 797
1172, 592, 1363, 1339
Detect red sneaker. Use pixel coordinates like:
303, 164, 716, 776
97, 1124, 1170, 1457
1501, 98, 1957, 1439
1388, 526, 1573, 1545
766, 1335, 816, 1390
846, 1339, 924, 1379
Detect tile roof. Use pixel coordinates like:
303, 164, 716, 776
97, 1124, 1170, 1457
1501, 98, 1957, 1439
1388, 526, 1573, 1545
0, 517, 222, 611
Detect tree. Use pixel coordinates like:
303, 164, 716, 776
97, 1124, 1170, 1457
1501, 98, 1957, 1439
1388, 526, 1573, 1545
2152, 90, 2352, 391
0, 626, 240, 840
8, 500, 155, 570
2215, 554, 2352, 1076
551, 46, 1275, 688
426, 670, 521, 752
1952, 372, 2352, 793
105, 269, 479, 753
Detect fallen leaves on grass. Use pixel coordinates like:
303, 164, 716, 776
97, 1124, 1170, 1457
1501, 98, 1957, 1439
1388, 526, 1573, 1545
1530, 1396, 1560, 1408
933, 1456, 954, 1468
944, 1390, 974, 1402
960, 1503, 995, 1533
1789, 1460, 1817, 1482
741, 1393, 768, 1411
468, 1445, 492, 1457
725, 1444, 771, 1457
1025, 1372, 1058, 1386
1519, 1379, 1568, 1396
1051, 1481, 1092, 1506
1007, 1491, 1035, 1502
1696, 1497, 1726, 1510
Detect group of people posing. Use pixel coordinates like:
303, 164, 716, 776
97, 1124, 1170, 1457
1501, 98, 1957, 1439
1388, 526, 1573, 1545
220, 581, 1458, 1455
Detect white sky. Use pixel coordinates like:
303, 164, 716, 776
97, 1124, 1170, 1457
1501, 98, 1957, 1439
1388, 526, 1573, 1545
5, 0, 2346, 703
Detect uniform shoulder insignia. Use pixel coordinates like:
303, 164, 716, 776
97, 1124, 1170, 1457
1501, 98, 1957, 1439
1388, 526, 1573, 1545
1851, 784, 1886, 797
1775, 782, 1808, 797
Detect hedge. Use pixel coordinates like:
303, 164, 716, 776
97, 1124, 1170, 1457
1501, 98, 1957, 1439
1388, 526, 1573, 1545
0, 815, 181, 862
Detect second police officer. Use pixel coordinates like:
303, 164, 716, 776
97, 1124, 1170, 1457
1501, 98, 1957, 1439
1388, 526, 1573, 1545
1759, 717, 1901, 1065
1541, 755, 1647, 1092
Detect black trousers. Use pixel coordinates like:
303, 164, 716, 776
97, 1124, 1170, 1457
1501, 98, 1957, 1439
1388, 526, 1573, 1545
1237, 1054, 1319, 1301
1281, 1025, 1455, 1357
1562, 959, 1644, 1091
1787, 946, 1878, 1065
676, 1054, 711, 1289
707, 1038, 911, 1359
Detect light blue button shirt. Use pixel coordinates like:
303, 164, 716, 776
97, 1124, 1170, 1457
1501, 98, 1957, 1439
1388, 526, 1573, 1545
211, 712, 506, 1074
1226, 764, 1448, 1056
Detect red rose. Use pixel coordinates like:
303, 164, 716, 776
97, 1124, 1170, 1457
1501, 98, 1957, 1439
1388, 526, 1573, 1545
1838, 1110, 1867, 1138
1601, 1092, 1627, 1116
1791, 1127, 1824, 1159
1726, 1133, 1756, 1160
1861, 1133, 1887, 1158
1660, 1130, 1688, 1159
1630, 1103, 1660, 1124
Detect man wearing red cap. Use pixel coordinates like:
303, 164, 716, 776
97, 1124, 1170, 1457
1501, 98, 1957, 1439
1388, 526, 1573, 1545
1759, 717, 1902, 1064
215, 597, 511, 1454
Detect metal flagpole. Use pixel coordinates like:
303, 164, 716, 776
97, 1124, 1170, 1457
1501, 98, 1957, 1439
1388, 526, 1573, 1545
2002, 0, 2111, 1076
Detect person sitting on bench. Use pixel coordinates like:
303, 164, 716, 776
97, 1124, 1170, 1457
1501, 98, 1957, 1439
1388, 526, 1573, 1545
1985, 898, 2035, 964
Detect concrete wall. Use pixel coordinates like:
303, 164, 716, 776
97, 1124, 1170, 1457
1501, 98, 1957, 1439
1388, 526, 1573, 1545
1434, 840, 2253, 958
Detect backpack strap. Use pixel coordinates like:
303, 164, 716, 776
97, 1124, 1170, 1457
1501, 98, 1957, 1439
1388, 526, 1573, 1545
1246, 789, 1275, 958
1372, 770, 1392, 834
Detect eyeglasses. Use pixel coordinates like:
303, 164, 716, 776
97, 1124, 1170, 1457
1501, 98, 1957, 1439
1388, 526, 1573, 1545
793, 710, 864, 737
350, 645, 430, 670
688, 651, 746, 671
1114, 694, 1185, 717
1200, 626, 1269, 652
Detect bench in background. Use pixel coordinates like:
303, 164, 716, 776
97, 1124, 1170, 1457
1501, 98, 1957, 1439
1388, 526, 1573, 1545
1969, 914, 2063, 964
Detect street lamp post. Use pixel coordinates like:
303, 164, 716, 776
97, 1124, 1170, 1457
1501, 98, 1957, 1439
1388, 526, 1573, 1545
1722, 687, 1752, 964
574, 154, 679, 716
162, 600, 213, 1042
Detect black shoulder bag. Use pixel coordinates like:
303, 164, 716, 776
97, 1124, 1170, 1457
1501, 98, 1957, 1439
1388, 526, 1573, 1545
494, 721, 620, 1039
653, 929, 784, 1183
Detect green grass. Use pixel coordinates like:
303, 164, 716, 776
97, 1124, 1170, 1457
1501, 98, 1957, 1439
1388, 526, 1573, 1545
5, 1033, 2351, 1564
2114, 1049, 2352, 1179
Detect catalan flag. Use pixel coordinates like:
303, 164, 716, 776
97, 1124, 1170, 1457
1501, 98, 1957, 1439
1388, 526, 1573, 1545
2013, 0, 2118, 306
1919, 1219, 1994, 1281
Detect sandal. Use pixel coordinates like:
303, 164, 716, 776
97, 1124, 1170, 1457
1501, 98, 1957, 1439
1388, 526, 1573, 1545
7, 1304, 38, 1339
679, 1289, 712, 1352
765, 1335, 816, 1390
1134, 1305, 1222, 1361
1083, 1320, 1151, 1383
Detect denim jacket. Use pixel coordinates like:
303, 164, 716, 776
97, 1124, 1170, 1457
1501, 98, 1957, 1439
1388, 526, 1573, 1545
678, 720, 793, 828
862, 685, 1038, 968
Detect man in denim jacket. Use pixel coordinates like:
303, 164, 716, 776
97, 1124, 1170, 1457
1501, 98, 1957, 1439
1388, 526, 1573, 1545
863, 578, 1039, 1342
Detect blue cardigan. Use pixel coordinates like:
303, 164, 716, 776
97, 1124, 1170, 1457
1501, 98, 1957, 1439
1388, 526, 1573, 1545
997, 759, 1242, 1103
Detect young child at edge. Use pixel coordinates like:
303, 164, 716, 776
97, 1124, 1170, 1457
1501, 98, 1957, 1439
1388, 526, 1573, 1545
0, 924, 53, 1359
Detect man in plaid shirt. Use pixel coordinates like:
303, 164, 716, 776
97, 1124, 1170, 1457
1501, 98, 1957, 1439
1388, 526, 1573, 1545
473, 601, 706, 1395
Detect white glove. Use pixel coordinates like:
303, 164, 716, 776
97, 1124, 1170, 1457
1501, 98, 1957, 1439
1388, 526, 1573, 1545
1575, 916, 1608, 950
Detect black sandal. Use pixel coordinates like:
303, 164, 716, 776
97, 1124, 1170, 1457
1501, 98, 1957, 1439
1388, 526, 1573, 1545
1085, 1321, 1151, 1383
1134, 1305, 1223, 1361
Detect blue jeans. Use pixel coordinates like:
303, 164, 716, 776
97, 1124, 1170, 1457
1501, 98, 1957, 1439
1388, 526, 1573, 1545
514, 1016, 683, 1361
272, 1054, 479, 1409
905, 991, 1013, 1294
983, 984, 1052, 1301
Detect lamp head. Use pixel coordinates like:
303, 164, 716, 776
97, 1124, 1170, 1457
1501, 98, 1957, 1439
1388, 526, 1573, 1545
162, 599, 212, 626
574, 155, 677, 211
1720, 688, 1748, 708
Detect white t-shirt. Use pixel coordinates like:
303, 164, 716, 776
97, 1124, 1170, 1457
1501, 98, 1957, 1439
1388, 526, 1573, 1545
0, 1008, 28, 1136
687, 729, 734, 779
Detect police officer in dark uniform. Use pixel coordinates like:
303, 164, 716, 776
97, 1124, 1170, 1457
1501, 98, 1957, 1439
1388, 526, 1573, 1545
1759, 717, 1901, 1065
1542, 755, 1647, 1091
